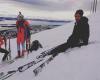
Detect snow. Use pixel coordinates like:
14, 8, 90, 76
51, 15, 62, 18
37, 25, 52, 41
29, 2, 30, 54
33, 11, 100, 80
0, 7, 100, 80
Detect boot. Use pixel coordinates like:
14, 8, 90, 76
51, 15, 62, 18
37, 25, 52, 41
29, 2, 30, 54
16, 51, 21, 59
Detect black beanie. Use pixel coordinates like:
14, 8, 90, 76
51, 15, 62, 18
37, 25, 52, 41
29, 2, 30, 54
75, 9, 84, 16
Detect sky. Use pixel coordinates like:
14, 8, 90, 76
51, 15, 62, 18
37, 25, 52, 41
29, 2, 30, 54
11, 0, 100, 11
0, 0, 99, 20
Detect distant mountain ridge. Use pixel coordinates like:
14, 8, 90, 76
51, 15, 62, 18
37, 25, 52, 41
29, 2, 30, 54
0, 17, 71, 23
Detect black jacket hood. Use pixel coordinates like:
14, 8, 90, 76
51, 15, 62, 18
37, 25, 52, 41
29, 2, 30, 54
80, 16, 88, 23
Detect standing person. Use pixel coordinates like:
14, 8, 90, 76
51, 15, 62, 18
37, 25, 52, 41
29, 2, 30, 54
16, 13, 25, 58
49, 9, 90, 57
25, 24, 31, 53
0, 35, 9, 61
18, 12, 31, 53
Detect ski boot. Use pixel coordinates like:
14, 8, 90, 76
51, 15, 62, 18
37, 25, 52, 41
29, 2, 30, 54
16, 51, 21, 59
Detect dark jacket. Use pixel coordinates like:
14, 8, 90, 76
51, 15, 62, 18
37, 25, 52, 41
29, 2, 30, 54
48, 17, 90, 57
67, 16, 90, 47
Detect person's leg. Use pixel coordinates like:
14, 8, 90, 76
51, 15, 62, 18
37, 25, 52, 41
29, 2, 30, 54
50, 37, 80, 57
17, 43, 21, 57
28, 37, 31, 50
26, 38, 29, 50
0, 48, 9, 61
27, 37, 31, 49
26, 37, 31, 53
80, 37, 89, 46
17, 35, 21, 57
68, 38, 80, 48
22, 42, 25, 56
83, 38, 88, 45
49, 42, 69, 57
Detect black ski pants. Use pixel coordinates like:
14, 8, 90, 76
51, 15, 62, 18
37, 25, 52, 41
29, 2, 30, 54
0, 48, 9, 61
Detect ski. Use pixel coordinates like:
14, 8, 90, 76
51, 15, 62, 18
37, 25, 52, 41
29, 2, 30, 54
18, 48, 54, 72
0, 47, 55, 79
18, 58, 43, 72
32, 43, 84, 76
0, 56, 45, 79
33, 55, 54, 76
36, 47, 55, 59
0, 70, 18, 80
0, 58, 42, 80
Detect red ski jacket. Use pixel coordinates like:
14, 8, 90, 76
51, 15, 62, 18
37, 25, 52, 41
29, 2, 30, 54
0, 36, 4, 48
16, 20, 29, 44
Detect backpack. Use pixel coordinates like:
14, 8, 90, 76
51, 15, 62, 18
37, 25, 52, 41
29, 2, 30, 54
29, 40, 43, 52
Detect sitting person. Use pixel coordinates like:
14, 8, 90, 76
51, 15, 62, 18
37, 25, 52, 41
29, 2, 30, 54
48, 9, 90, 57
67, 9, 90, 47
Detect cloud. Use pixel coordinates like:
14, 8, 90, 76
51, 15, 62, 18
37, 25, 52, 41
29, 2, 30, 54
0, 0, 92, 20
1, 0, 100, 11
11, 0, 96, 11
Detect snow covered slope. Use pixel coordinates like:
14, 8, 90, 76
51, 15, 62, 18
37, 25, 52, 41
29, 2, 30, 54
34, 11, 100, 80
0, 11, 100, 80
